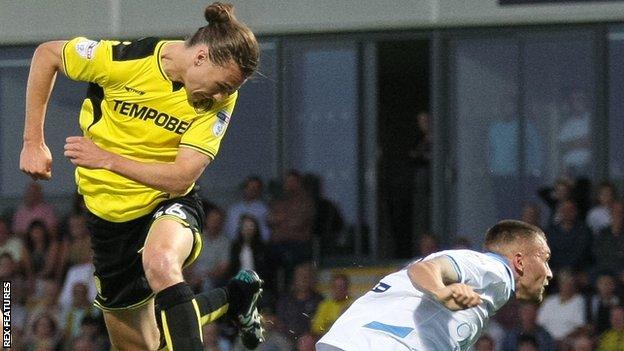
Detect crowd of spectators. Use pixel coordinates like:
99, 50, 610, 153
6, 171, 624, 350
3, 170, 349, 350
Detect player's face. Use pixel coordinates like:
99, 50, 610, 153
184, 54, 244, 112
517, 236, 552, 302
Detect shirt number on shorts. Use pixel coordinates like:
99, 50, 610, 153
154, 203, 187, 220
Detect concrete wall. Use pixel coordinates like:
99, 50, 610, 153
2, 0, 624, 44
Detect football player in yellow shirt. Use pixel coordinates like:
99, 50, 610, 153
20, 2, 263, 350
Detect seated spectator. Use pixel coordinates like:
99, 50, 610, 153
57, 213, 92, 280
228, 214, 270, 294
25, 220, 60, 280
502, 301, 555, 351
474, 334, 495, 351
23, 312, 61, 351
187, 206, 231, 292
520, 203, 542, 228
590, 274, 622, 335
587, 181, 618, 234
202, 323, 231, 351
545, 200, 592, 272
61, 282, 101, 341
27, 277, 62, 323
224, 176, 271, 242
593, 201, 624, 276
597, 305, 624, 351
268, 170, 316, 284
296, 333, 317, 351
311, 273, 353, 336
537, 269, 587, 345
571, 334, 595, 351
276, 262, 323, 341
12, 181, 59, 238
0, 217, 32, 277
71, 315, 108, 351
516, 335, 539, 351
58, 252, 96, 314
232, 307, 292, 351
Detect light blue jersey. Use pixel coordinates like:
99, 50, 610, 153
317, 250, 514, 351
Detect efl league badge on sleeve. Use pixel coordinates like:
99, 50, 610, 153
75, 39, 99, 60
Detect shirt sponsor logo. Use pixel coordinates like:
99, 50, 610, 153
112, 100, 190, 135
75, 39, 99, 60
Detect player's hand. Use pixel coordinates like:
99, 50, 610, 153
433, 283, 482, 311
20, 141, 52, 180
64, 136, 113, 169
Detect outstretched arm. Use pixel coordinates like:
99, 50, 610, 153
64, 136, 211, 196
407, 256, 482, 311
20, 41, 67, 180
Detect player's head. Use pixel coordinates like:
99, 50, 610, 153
484, 220, 552, 303
184, 2, 259, 110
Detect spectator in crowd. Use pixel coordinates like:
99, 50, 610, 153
69, 334, 99, 351
23, 312, 62, 351
232, 307, 292, 351
587, 181, 618, 234
0, 217, 32, 277
202, 323, 231, 351
474, 334, 495, 351
25, 220, 60, 280
597, 305, 624, 351
60, 282, 101, 341
592, 201, 624, 276
268, 170, 316, 284
296, 333, 317, 351
545, 200, 592, 272
451, 236, 474, 250
304, 174, 345, 256
520, 203, 542, 228
571, 334, 595, 351
58, 248, 96, 314
516, 335, 539, 351
228, 214, 270, 295
12, 181, 59, 238
187, 206, 231, 292
70, 315, 108, 351
276, 262, 323, 341
590, 274, 622, 335
502, 301, 555, 351
224, 176, 271, 242
538, 177, 573, 226
537, 269, 587, 346
311, 273, 352, 336
27, 277, 62, 324
57, 213, 92, 280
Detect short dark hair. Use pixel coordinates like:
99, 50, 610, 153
484, 220, 545, 253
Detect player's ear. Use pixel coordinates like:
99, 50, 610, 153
512, 252, 524, 275
194, 49, 208, 66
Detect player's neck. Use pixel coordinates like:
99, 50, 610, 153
160, 41, 187, 83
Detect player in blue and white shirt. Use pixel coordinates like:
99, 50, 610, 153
317, 220, 553, 351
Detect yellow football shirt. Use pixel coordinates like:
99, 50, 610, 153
62, 37, 237, 222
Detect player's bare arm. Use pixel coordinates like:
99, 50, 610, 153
20, 41, 67, 180
64, 136, 211, 195
408, 256, 482, 311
